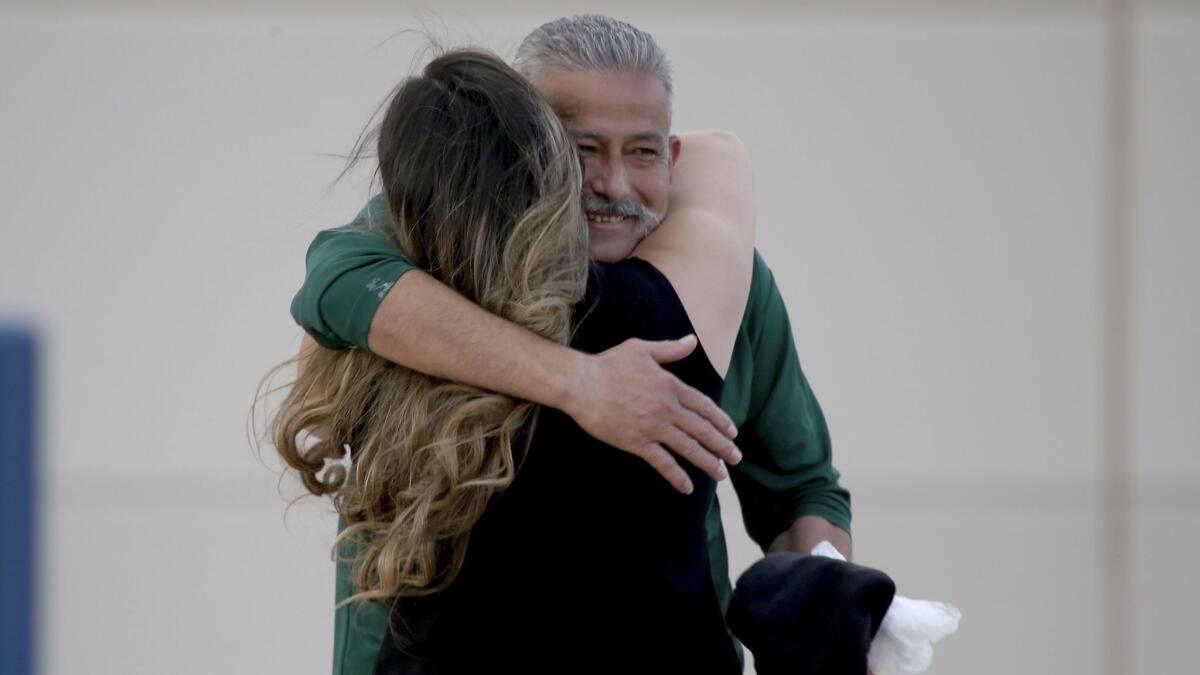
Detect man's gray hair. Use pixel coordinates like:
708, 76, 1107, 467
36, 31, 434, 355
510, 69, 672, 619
513, 15, 673, 105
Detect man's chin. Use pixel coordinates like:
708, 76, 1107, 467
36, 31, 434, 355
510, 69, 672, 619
589, 241, 639, 263
588, 229, 640, 263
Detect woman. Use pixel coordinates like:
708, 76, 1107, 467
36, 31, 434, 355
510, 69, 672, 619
270, 49, 754, 673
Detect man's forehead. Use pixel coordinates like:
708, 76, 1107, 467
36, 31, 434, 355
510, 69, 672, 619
535, 69, 672, 137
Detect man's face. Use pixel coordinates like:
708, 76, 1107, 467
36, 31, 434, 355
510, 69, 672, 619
533, 69, 682, 262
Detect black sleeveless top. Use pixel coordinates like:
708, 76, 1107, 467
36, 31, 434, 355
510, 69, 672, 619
373, 259, 741, 675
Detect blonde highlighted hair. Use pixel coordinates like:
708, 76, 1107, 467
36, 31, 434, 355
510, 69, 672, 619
267, 49, 588, 604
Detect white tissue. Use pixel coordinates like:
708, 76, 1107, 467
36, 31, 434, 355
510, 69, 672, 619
810, 540, 845, 560
809, 541, 961, 675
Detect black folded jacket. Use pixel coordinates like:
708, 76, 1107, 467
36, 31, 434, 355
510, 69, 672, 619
727, 553, 896, 675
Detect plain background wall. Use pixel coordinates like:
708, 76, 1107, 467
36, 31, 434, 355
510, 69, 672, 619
0, 1, 1196, 673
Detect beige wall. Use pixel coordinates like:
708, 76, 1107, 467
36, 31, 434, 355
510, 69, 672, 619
0, 2, 1195, 674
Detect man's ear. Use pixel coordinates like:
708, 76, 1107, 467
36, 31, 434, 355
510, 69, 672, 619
667, 134, 683, 174
669, 134, 682, 167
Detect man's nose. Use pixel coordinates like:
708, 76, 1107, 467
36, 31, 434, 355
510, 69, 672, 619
587, 155, 632, 203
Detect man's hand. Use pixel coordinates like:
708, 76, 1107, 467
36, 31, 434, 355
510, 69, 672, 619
558, 334, 742, 494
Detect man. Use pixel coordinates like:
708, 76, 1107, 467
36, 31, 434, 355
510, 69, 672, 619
293, 15, 852, 674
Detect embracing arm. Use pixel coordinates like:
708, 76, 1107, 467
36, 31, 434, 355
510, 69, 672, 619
371, 269, 746, 494
290, 199, 740, 494
633, 130, 756, 377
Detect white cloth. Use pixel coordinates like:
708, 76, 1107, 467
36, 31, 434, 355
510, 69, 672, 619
810, 541, 961, 675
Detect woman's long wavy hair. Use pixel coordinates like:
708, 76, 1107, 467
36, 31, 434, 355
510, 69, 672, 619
268, 49, 588, 605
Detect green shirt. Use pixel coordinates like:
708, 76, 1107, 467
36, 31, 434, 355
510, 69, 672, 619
291, 195, 852, 674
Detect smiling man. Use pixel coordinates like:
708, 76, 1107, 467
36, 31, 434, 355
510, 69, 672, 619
541, 67, 679, 261
291, 15, 852, 674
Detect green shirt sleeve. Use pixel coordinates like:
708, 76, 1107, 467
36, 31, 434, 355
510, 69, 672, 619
289, 195, 415, 350
725, 252, 852, 551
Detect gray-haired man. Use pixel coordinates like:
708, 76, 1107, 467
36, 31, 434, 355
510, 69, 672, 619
292, 15, 852, 673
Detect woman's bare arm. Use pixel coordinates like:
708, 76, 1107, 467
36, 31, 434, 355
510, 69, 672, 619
633, 130, 756, 377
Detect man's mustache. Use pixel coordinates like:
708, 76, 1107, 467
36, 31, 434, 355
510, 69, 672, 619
583, 196, 662, 236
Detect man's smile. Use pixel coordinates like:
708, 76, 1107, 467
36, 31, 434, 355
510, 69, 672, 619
587, 213, 635, 228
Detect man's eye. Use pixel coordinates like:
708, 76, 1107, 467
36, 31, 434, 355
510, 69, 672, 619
634, 148, 659, 158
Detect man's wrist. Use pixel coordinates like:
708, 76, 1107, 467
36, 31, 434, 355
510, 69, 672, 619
768, 515, 853, 561
546, 349, 592, 417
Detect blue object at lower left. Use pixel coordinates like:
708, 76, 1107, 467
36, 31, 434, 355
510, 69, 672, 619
0, 327, 37, 675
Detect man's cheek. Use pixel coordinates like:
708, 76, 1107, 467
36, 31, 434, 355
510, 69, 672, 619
580, 158, 603, 185
633, 174, 670, 213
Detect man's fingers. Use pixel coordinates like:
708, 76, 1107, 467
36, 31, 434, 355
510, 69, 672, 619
677, 382, 738, 440
640, 443, 694, 494
660, 425, 728, 483
643, 334, 698, 365
584, 336, 740, 494
673, 405, 742, 466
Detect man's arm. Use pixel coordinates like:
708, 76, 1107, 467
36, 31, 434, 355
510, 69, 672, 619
727, 252, 854, 560
369, 269, 741, 492
291, 197, 741, 494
